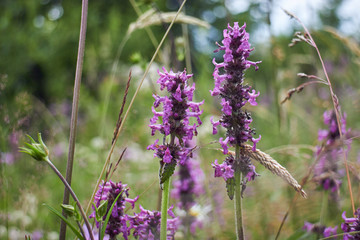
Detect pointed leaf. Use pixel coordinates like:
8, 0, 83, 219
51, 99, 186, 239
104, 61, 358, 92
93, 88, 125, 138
160, 161, 176, 184
43, 204, 84, 240
226, 177, 235, 200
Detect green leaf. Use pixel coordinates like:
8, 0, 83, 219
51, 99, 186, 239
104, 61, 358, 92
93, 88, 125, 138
97, 200, 108, 219
160, 161, 176, 184
226, 177, 235, 200
101, 191, 123, 240
43, 204, 85, 240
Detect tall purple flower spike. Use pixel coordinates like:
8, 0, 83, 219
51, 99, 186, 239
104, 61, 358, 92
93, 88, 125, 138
148, 68, 203, 182
210, 22, 261, 186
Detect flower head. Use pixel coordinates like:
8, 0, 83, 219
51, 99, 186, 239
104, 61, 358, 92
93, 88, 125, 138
210, 22, 261, 188
90, 180, 138, 239
148, 68, 203, 182
127, 205, 179, 240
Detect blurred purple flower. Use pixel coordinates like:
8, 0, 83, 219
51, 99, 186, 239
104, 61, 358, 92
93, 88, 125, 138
30, 230, 43, 240
171, 140, 205, 234
341, 208, 360, 239
302, 221, 337, 238
210, 22, 261, 186
313, 110, 352, 194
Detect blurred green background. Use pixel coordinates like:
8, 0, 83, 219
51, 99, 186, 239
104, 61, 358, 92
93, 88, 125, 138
1, 0, 359, 239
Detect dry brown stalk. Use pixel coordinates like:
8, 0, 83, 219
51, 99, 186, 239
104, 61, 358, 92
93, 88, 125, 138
242, 144, 307, 198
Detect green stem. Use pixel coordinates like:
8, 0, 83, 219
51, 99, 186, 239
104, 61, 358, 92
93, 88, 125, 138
45, 158, 94, 240
160, 177, 171, 240
234, 145, 244, 240
320, 191, 328, 225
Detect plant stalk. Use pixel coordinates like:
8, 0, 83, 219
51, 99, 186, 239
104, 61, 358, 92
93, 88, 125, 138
234, 145, 244, 240
160, 177, 171, 240
60, 0, 88, 239
46, 158, 94, 240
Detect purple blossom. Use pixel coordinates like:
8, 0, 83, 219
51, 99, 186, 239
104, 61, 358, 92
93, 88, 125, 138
302, 221, 337, 238
148, 68, 203, 182
313, 110, 351, 195
341, 208, 360, 239
89, 180, 138, 239
210, 22, 261, 187
126, 205, 179, 240
212, 159, 234, 181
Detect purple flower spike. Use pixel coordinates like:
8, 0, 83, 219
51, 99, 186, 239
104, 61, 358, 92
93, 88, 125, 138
148, 68, 203, 176
210, 22, 261, 188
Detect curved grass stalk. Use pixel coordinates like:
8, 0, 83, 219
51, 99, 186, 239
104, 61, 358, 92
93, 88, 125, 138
283, 8, 355, 214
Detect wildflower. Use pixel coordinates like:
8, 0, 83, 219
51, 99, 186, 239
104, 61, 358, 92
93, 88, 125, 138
148, 68, 203, 183
341, 208, 360, 239
127, 205, 179, 240
302, 221, 338, 238
90, 180, 138, 239
313, 110, 351, 195
210, 22, 261, 191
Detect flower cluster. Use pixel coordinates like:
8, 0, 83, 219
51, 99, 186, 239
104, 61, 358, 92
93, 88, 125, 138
210, 22, 261, 184
127, 205, 179, 240
90, 180, 179, 240
148, 68, 203, 180
313, 110, 351, 194
171, 140, 205, 234
90, 180, 138, 239
341, 208, 360, 239
302, 221, 338, 238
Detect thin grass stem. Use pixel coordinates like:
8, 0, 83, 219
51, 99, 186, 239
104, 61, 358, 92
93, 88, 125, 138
60, 0, 88, 239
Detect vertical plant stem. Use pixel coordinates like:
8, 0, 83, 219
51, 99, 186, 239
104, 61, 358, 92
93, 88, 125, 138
319, 191, 328, 225
234, 145, 244, 240
160, 177, 171, 240
60, 0, 88, 239
46, 158, 94, 240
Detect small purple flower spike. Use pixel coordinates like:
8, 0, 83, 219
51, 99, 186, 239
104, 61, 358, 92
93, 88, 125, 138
148, 68, 203, 182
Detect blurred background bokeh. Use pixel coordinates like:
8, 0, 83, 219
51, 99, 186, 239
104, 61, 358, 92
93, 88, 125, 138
1, 0, 359, 239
